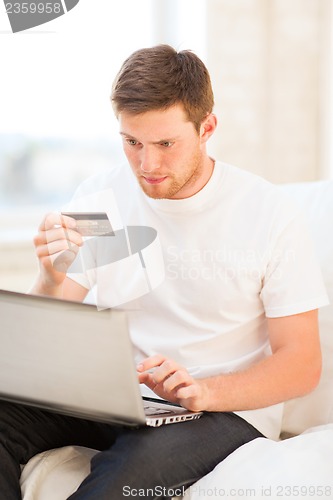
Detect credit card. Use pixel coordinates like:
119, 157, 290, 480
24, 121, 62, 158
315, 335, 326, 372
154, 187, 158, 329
61, 212, 114, 237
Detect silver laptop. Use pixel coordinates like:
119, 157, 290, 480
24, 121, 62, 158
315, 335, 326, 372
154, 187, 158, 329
0, 289, 202, 427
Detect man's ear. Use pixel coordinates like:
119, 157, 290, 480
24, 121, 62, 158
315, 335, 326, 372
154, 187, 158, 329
200, 113, 217, 143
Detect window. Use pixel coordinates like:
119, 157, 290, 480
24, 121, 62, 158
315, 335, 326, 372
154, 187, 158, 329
0, 0, 155, 291
0, 0, 207, 211
0, 0, 207, 291
0, 0, 154, 211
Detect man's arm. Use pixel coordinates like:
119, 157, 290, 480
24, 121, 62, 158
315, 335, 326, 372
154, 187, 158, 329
31, 275, 89, 301
137, 309, 322, 412
30, 212, 89, 302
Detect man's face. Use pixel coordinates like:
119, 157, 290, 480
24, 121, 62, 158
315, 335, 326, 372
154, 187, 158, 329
118, 104, 214, 199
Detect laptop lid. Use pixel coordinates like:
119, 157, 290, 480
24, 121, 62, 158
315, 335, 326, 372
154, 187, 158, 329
0, 289, 147, 426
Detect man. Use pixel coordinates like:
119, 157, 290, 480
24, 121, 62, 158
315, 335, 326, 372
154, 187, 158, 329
0, 45, 328, 499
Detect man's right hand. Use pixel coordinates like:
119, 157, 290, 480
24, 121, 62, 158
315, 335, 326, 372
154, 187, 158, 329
32, 212, 83, 292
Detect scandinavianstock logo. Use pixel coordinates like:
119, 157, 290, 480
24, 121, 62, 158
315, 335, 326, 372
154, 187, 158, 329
4, 0, 80, 33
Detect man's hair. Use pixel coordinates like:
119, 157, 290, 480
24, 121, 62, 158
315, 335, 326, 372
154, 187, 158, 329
111, 45, 214, 133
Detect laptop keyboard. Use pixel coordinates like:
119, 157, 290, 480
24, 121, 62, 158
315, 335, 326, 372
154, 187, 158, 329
144, 405, 173, 416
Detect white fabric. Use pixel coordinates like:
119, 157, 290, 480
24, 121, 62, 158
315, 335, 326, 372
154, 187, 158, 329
66, 161, 328, 439
183, 424, 333, 500
20, 446, 98, 500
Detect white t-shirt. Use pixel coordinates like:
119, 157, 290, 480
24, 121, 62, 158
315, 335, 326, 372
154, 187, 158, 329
66, 161, 328, 440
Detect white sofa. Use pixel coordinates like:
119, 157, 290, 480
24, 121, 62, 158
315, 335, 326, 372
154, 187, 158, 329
20, 180, 333, 499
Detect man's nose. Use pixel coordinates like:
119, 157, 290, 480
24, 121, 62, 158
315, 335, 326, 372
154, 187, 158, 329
140, 147, 160, 173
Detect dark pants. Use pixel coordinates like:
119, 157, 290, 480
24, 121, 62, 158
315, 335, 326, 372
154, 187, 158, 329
0, 401, 264, 500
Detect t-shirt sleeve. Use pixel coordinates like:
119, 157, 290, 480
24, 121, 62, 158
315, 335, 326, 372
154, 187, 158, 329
260, 210, 329, 318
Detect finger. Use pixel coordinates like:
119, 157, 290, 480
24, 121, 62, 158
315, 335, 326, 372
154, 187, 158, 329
137, 373, 162, 395
151, 358, 181, 385
46, 227, 83, 247
162, 369, 192, 393
38, 212, 77, 232
53, 250, 79, 273
136, 354, 167, 373
178, 381, 207, 411
176, 384, 200, 402
35, 227, 83, 248
137, 372, 154, 386
36, 239, 80, 259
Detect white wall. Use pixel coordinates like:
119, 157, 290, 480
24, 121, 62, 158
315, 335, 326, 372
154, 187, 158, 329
206, 0, 332, 183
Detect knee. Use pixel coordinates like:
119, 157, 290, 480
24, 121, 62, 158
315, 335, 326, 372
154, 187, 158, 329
91, 436, 172, 488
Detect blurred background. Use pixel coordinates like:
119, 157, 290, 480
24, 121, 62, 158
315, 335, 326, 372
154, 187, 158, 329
0, 0, 332, 292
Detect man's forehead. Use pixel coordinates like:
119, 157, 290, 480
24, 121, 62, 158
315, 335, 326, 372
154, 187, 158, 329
119, 104, 188, 124
118, 106, 192, 141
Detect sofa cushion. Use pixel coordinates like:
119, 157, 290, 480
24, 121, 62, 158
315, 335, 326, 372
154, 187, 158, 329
279, 181, 333, 435
183, 424, 333, 500
20, 446, 98, 500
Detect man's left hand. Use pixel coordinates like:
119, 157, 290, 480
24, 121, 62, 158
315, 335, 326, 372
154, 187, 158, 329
137, 354, 207, 412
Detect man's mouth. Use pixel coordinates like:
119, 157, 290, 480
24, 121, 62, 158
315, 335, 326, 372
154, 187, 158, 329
143, 176, 168, 185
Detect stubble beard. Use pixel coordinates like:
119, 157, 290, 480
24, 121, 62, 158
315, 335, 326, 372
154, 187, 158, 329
137, 151, 204, 200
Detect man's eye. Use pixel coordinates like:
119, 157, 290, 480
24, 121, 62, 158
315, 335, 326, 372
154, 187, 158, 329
160, 141, 173, 148
126, 139, 138, 146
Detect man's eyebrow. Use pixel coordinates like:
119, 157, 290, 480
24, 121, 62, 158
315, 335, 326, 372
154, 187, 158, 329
119, 132, 178, 144
120, 132, 135, 139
